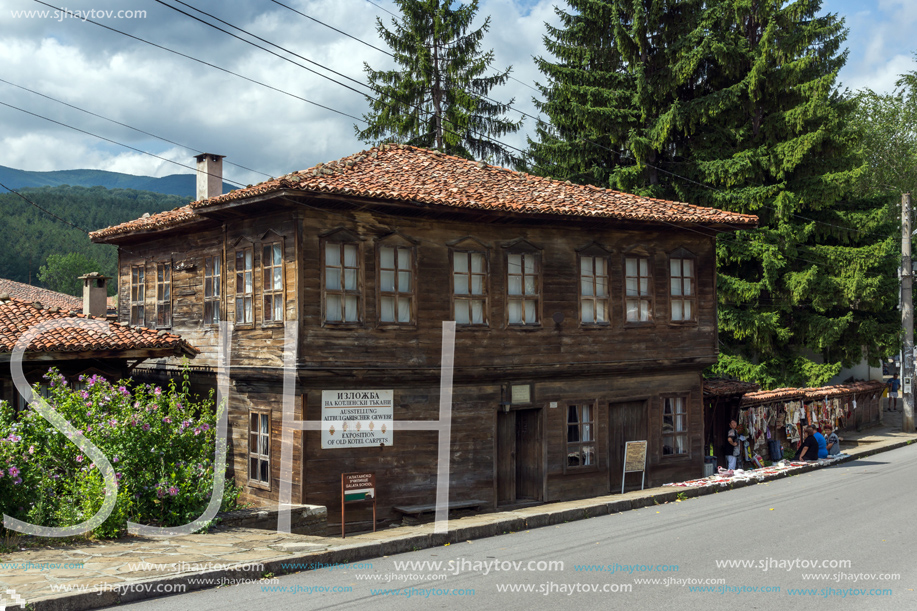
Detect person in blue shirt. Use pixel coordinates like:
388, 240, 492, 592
812, 427, 828, 459
888, 373, 901, 412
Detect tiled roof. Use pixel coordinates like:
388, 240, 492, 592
91, 145, 758, 240
741, 380, 886, 406
741, 388, 806, 406
0, 278, 82, 311
0, 296, 197, 357
91, 205, 197, 240
803, 380, 885, 400
703, 379, 761, 397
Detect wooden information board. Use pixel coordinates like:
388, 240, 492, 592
341, 472, 376, 538
622, 440, 647, 494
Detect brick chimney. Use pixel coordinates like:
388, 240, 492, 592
195, 153, 225, 201
79, 272, 110, 317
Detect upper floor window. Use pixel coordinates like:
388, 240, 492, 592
262, 242, 284, 323
453, 251, 487, 325
324, 242, 361, 323
625, 256, 652, 322
155, 263, 171, 328
662, 396, 688, 456
130, 265, 145, 326
507, 252, 540, 325
379, 245, 414, 324
670, 256, 696, 322
580, 255, 609, 324
203, 255, 221, 325
235, 248, 253, 324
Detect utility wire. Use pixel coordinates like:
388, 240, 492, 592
0, 78, 272, 180
31, 0, 365, 123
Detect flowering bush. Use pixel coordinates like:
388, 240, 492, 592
0, 368, 240, 538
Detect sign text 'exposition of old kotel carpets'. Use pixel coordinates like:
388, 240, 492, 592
321, 390, 394, 448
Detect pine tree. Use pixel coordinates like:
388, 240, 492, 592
356, 0, 523, 165
527, 0, 707, 197
529, 0, 899, 388
683, 0, 899, 388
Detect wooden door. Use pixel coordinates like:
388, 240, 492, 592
609, 400, 648, 493
497, 411, 516, 505
515, 409, 542, 501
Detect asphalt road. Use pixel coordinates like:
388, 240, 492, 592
113, 445, 917, 610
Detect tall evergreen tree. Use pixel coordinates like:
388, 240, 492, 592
356, 0, 523, 165
530, 0, 898, 388
527, 0, 706, 197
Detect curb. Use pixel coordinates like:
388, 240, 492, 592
17, 436, 917, 611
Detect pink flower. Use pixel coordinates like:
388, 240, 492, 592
168, 486, 179, 496
109, 419, 118, 427
200, 423, 210, 432
0, 469, 5, 478
163, 417, 172, 424
142, 423, 150, 432
113, 456, 119, 464
193, 428, 201, 436
115, 473, 123, 481
28, 445, 34, 455
80, 390, 90, 400
13, 477, 21, 485
153, 387, 161, 396
75, 455, 83, 463
8, 466, 20, 478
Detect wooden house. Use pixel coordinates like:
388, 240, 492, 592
90, 145, 757, 525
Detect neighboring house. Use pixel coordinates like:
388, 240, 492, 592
90, 145, 757, 523
0, 278, 83, 312
0, 294, 198, 411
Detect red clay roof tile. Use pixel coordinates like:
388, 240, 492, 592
0, 296, 197, 357
91, 145, 758, 240
0, 278, 82, 312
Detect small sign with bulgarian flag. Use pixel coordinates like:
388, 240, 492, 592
341, 472, 376, 538
342, 472, 375, 502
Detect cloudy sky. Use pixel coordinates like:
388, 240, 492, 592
0, 0, 914, 188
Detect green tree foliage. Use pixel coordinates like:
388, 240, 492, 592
850, 57, 917, 199
355, 0, 523, 165
529, 0, 898, 388
38, 253, 101, 297
0, 185, 186, 296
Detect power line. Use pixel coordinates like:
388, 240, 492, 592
31, 0, 365, 123
0, 78, 272, 180
268, 0, 394, 57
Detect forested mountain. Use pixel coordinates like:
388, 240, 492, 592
0, 185, 187, 292
0, 165, 235, 198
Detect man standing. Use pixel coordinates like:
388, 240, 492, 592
888, 373, 901, 412
726, 419, 740, 470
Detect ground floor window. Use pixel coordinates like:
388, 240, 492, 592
566, 403, 596, 467
662, 396, 688, 456
249, 410, 271, 487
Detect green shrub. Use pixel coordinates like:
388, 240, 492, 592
0, 367, 240, 538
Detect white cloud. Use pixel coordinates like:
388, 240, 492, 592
0, 0, 910, 183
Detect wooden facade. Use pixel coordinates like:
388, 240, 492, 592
92, 147, 756, 527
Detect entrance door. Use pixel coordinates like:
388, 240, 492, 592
497, 408, 543, 505
609, 400, 648, 493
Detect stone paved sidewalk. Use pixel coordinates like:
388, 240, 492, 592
1, 422, 914, 611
